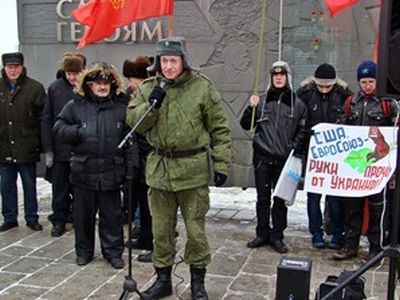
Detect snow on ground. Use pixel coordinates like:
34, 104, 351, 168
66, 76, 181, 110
210, 186, 309, 232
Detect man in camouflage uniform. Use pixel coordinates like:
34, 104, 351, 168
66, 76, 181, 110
126, 37, 231, 300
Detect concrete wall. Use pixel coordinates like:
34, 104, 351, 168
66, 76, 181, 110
17, 0, 380, 187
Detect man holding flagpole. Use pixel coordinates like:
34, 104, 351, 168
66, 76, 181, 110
126, 37, 231, 300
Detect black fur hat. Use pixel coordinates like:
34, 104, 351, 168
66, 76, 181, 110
123, 56, 151, 79
2, 52, 24, 66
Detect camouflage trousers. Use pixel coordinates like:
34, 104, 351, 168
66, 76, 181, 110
148, 185, 211, 268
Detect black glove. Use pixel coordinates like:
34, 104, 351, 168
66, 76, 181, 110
149, 86, 166, 109
214, 172, 227, 187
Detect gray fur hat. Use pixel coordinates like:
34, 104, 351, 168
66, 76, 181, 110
266, 60, 293, 91
147, 37, 199, 73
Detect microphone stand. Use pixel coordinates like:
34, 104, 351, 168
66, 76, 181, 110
118, 101, 157, 300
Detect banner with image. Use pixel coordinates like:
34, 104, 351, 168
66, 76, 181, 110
304, 123, 398, 197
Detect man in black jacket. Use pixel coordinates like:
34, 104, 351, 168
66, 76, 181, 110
54, 62, 133, 269
240, 61, 308, 253
0, 52, 46, 232
41, 53, 85, 237
297, 63, 353, 250
333, 60, 398, 261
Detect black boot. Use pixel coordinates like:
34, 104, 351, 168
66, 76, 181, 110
142, 266, 172, 299
190, 266, 209, 300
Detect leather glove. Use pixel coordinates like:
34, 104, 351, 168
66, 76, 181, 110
148, 86, 166, 109
214, 172, 227, 187
45, 151, 54, 168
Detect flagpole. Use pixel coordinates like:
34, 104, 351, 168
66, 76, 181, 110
168, 15, 174, 37
250, 0, 267, 130
278, 0, 283, 60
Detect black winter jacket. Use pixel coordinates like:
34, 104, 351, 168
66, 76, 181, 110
240, 88, 308, 162
41, 77, 76, 162
0, 68, 46, 163
53, 93, 135, 191
297, 81, 352, 130
345, 91, 398, 126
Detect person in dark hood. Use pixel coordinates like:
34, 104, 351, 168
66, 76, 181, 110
0, 52, 46, 232
42, 53, 86, 237
54, 62, 133, 269
240, 60, 308, 254
297, 63, 353, 250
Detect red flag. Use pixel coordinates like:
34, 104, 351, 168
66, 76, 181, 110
325, 0, 359, 17
72, 0, 174, 49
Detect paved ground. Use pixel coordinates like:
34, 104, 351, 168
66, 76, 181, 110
0, 179, 397, 299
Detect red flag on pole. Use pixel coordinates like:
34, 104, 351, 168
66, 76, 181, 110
325, 0, 359, 17
72, 0, 174, 49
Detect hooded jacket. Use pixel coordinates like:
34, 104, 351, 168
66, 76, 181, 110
53, 64, 136, 190
0, 68, 46, 163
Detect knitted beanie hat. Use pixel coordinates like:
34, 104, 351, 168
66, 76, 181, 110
357, 60, 376, 81
314, 63, 336, 86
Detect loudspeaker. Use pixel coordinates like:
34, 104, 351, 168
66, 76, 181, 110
275, 257, 312, 300
376, 0, 400, 98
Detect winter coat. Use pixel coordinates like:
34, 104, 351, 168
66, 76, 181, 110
240, 88, 308, 162
297, 77, 353, 130
345, 91, 398, 126
126, 71, 232, 192
0, 68, 46, 163
41, 77, 76, 162
53, 92, 134, 191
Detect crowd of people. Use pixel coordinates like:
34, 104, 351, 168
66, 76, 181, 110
0, 37, 397, 299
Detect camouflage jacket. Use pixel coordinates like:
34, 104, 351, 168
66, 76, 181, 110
126, 70, 231, 191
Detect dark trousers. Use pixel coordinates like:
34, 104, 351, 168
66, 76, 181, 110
342, 192, 384, 252
0, 162, 38, 223
136, 182, 152, 249
254, 159, 287, 241
307, 193, 344, 236
73, 186, 124, 260
124, 179, 153, 250
48, 161, 73, 226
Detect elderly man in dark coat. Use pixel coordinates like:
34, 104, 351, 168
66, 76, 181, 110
0, 52, 46, 232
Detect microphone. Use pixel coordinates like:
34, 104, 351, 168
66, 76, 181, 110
150, 77, 173, 107
159, 77, 174, 89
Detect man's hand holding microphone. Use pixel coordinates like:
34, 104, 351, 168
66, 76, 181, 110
148, 78, 172, 109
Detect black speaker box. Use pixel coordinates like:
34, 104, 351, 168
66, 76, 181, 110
275, 257, 312, 300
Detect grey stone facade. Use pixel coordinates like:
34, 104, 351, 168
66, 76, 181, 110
17, 0, 380, 187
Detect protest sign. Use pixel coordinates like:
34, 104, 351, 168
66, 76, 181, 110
304, 123, 397, 197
